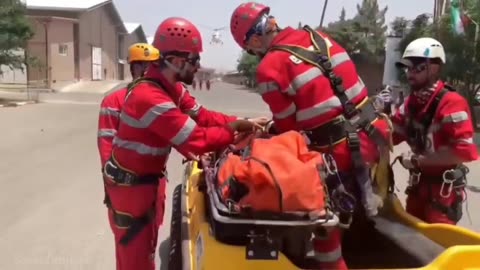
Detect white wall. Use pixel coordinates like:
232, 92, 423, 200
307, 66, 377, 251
382, 36, 402, 88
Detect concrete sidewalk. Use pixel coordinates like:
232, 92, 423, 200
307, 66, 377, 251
0, 90, 38, 107
59, 80, 126, 94
0, 80, 126, 107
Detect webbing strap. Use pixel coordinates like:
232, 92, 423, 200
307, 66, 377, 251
269, 25, 356, 117
407, 87, 453, 152
125, 77, 165, 101
268, 25, 380, 170
103, 184, 156, 245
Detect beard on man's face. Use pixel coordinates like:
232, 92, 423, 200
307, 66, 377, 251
175, 68, 196, 85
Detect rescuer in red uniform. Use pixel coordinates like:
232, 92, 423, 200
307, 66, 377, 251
98, 43, 160, 167
392, 37, 478, 225
101, 18, 265, 270
97, 44, 170, 247
230, 2, 392, 269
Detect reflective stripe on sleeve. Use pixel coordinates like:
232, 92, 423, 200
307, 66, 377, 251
257, 81, 280, 95
98, 129, 117, 137
442, 111, 468, 123
99, 107, 120, 117
274, 103, 296, 119
170, 117, 197, 146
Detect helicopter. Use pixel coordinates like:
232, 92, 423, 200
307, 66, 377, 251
210, 27, 226, 45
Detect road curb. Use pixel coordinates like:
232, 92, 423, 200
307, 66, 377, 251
0, 100, 37, 108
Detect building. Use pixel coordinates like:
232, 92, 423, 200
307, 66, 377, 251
382, 36, 402, 88
121, 22, 148, 81
195, 67, 215, 82
24, 0, 127, 89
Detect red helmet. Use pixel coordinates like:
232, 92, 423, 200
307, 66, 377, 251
230, 2, 270, 50
153, 17, 203, 54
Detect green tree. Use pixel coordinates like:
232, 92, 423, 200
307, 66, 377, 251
398, 13, 434, 53
236, 51, 259, 88
353, 0, 388, 58
323, 9, 363, 55
0, 0, 34, 74
339, 7, 346, 22
390, 17, 409, 37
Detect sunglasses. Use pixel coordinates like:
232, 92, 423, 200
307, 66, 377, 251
185, 56, 200, 65
167, 55, 200, 65
243, 14, 275, 46
404, 63, 428, 74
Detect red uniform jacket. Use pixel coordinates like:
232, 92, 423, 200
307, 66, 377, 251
97, 75, 238, 170
256, 27, 390, 170
392, 81, 478, 173
98, 88, 126, 167
109, 68, 237, 175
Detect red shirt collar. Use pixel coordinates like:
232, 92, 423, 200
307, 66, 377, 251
143, 64, 183, 101
409, 80, 445, 114
270, 27, 296, 46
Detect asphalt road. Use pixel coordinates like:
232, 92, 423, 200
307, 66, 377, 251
0, 82, 479, 270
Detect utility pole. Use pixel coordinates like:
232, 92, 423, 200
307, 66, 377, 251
319, 0, 329, 28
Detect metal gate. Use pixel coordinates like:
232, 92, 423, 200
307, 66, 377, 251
92, 46, 102, 80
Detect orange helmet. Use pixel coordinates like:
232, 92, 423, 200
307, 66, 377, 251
127, 43, 160, 63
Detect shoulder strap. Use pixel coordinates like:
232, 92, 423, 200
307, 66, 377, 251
125, 77, 165, 101
268, 25, 356, 117
408, 87, 452, 129
443, 84, 456, 92
420, 87, 452, 127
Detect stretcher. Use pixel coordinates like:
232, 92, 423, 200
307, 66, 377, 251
167, 151, 480, 270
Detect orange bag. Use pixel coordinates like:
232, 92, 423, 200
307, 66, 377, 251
217, 130, 327, 214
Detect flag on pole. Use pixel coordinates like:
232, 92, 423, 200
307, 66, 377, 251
450, 0, 466, 35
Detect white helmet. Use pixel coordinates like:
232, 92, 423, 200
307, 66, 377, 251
396, 37, 446, 67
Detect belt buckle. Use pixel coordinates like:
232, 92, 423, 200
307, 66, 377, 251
348, 113, 360, 126
410, 171, 421, 186
123, 173, 135, 185
104, 160, 117, 179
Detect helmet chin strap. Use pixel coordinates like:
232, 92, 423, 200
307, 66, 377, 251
165, 60, 182, 74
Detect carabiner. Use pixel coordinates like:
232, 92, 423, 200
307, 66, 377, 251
331, 187, 356, 214
440, 170, 456, 198
103, 160, 118, 179
322, 153, 338, 175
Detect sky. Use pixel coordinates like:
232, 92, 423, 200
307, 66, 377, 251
113, 0, 434, 72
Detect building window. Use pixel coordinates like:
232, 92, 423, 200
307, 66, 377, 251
59, 44, 68, 56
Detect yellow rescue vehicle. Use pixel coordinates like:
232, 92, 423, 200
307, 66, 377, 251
167, 151, 480, 270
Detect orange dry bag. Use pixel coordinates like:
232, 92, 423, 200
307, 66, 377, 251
217, 130, 327, 215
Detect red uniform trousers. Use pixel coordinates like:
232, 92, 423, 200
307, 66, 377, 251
406, 176, 464, 225
313, 228, 348, 270
106, 178, 167, 270
310, 170, 358, 270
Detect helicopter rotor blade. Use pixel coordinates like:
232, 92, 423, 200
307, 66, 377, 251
213, 26, 227, 31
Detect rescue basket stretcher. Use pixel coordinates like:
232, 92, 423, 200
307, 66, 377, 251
202, 151, 338, 253
167, 151, 480, 270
